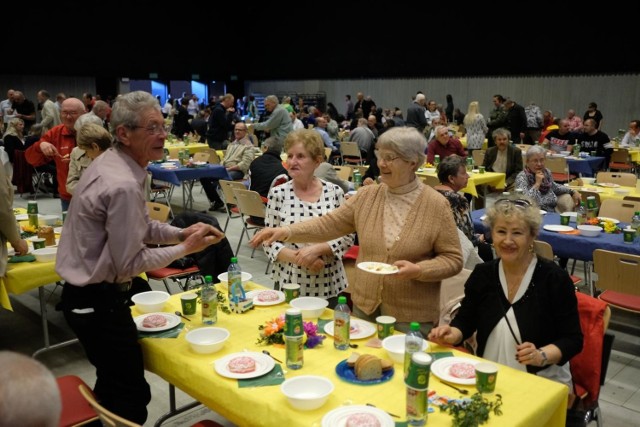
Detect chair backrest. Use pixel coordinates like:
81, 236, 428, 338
598, 198, 640, 222
421, 174, 440, 187
56, 375, 99, 427
206, 149, 221, 164
219, 179, 246, 206
78, 383, 140, 427
233, 189, 267, 219
533, 240, 554, 261
471, 150, 485, 166
146, 201, 171, 222
610, 148, 631, 163
580, 190, 601, 213
624, 195, 640, 202
333, 166, 352, 182
324, 147, 333, 161
269, 173, 289, 192
192, 152, 210, 163
545, 156, 569, 175
593, 249, 640, 303
340, 141, 363, 164
596, 171, 636, 187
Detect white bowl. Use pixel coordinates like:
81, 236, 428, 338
185, 327, 229, 354
131, 291, 170, 313
582, 177, 596, 185
289, 297, 329, 319
39, 214, 59, 226
217, 272, 253, 283
614, 188, 630, 195
560, 151, 571, 156
382, 335, 429, 364
32, 247, 57, 262
280, 375, 334, 411
424, 167, 436, 174
577, 225, 602, 237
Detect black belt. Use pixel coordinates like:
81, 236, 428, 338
73, 281, 133, 293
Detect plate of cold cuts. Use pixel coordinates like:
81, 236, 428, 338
213, 352, 275, 379
430, 357, 480, 385
322, 405, 394, 427
245, 290, 285, 306
134, 312, 181, 332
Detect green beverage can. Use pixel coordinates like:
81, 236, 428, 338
284, 308, 304, 337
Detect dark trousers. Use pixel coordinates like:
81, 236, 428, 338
200, 170, 244, 205
59, 283, 151, 424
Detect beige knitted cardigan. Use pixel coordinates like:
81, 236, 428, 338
287, 181, 462, 323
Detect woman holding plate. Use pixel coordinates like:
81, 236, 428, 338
251, 127, 462, 335
428, 195, 582, 389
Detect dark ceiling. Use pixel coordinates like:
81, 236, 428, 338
8, 5, 637, 82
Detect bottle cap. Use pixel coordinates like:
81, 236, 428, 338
338, 296, 347, 304
410, 322, 420, 331
231, 257, 237, 263
205, 275, 213, 283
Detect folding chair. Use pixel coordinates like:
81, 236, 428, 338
233, 188, 266, 258
596, 171, 636, 187
56, 375, 99, 427
340, 141, 364, 165
593, 249, 640, 314
546, 156, 575, 183
333, 166, 352, 182
597, 199, 640, 222
192, 151, 210, 163
146, 201, 171, 222
471, 149, 485, 167
608, 149, 635, 174
218, 179, 246, 232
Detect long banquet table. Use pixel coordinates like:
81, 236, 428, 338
138, 286, 568, 427
416, 170, 505, 198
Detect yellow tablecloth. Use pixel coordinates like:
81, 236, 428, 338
1, 258, 61, 310
164, 143, 210, 160
416, 171, 506, 197
572, 185, 640, 202
139, 288, 567, 427
460, 136, 488, 150
628, 148, 640, 163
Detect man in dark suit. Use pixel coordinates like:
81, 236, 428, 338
482, 128, 523, 191
504, 98, 528, 144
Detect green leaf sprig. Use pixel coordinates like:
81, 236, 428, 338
439, 392, 503, 427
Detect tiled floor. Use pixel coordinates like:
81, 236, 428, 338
2, 185, 639, 427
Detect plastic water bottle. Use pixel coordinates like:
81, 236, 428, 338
576, 201, 587, 226
631, 211, 640, 239
201, 275, 217, 325
404, 322, 423, 377
227, 257, 242, 301
333, 296, 351, 350
586, 196, 598, 220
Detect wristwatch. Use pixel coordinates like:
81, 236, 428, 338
538, 349, 548, 367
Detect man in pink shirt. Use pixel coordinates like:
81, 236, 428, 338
566, 109, 584, 133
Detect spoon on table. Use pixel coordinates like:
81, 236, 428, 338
366, 403, 400, 418
262, 350, 283, 363
174, 311, 191, 321
439, 380, 469, 395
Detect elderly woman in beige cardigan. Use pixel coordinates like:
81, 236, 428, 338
251, 127, 462, 335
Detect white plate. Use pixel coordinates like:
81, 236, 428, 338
597, 217, 620, 224
598, 182, 620, 188
217, 272, 253, 283
430, 356, 480, 385
543, 225, 574, 232
540, 210, 547, 215
213, 352, 275, 379
133, 312, 181, 332
322, 404, 394, 427
582, 187, 604, 193
54, 227, 63, 234
324, 319, 376, 340
245, 290, 285, 306
357, 262, 398, 275
15, 213, 28, 221
562, 212, 577, 219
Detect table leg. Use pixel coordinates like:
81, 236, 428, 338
153, 383, 202, 427
32, 282, 79, 358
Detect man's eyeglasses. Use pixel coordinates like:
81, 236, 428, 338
60, 110, 80, 117
234, 128, 247, 132
374, 150, 400, 163
130, 123, 167, 135
495, 198, 532, 209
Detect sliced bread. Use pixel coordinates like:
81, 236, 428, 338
355, 354, 382, 381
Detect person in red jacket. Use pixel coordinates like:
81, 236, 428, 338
25, 97, 86, 210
